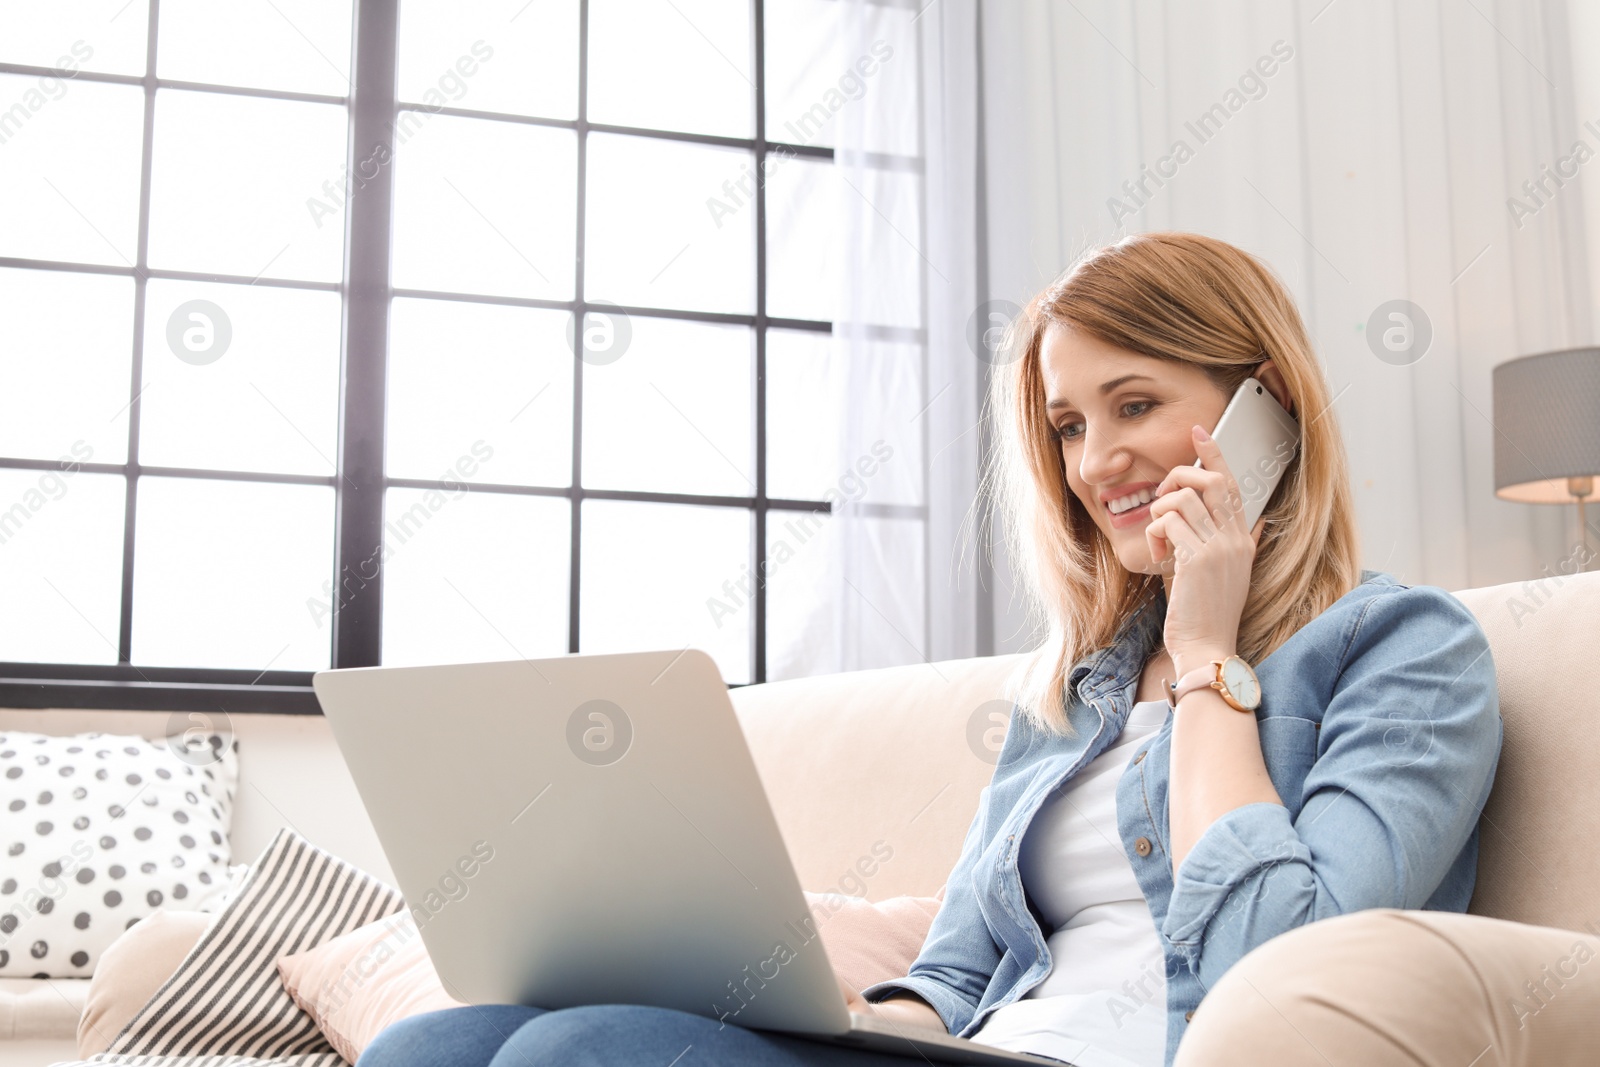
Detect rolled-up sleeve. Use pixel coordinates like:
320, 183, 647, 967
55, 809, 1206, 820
1158, 585, 1504, 992
859, 781, 1002, 1034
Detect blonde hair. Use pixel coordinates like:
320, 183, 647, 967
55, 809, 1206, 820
984, 232, 1363, 737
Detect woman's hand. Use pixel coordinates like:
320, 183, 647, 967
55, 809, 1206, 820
841, 977, 950, 1033
1145, 424, 1267, 676
839, 973, 873, 1015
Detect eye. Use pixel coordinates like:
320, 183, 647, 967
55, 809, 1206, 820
1052, 401, 1156, 442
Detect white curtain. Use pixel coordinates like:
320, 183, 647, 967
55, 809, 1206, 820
977, 0, 1600, 651
763, 0, 986, 679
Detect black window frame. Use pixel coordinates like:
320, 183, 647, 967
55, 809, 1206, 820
0, 0, 930, 714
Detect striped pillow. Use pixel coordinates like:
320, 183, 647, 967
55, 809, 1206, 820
87, 826, 404, 1067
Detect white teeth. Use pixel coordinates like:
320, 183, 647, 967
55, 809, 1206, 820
1107, 487, 1154, 515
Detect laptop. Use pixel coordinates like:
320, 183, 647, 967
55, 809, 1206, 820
313, 647, 1071, 1066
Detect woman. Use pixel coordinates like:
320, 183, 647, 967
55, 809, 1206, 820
359, 232, 1502, 1067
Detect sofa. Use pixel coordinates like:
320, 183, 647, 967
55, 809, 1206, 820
1, 569, 1596, 1066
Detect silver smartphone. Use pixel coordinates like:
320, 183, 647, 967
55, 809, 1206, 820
1197, 377, 1301, 531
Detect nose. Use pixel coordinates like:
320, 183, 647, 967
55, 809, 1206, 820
1077, 420, 1131, 487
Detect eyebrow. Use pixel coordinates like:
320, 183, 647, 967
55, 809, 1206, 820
1045, 374, 1157, 410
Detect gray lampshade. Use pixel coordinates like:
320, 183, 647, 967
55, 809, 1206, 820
1491, 346, 1600, 503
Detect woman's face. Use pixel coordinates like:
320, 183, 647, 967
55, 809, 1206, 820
1039, 321, 1233, 577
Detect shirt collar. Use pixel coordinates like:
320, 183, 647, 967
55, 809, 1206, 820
1068, 578, 1168, 706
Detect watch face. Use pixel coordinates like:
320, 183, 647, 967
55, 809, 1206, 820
1221, 657, 1260, 708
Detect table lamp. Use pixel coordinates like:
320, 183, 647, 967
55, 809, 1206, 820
1492, 346, 1600, 573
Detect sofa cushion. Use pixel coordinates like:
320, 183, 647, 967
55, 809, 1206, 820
0, 976, 87, 1040
102, 826, 400, 1063
807, 891, 942, 991
1452, 570, 1600, 934
730, 653, 1030, 900
78, 910, 212, 1057
276, 908, 463, 1064
0, 729, 238, 979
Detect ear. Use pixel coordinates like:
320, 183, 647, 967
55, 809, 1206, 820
1254, 357, 1296, 419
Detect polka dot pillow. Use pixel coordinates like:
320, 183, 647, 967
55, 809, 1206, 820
0, 729, 239, 979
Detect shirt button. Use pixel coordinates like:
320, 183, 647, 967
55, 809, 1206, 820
1185, 1010, 1195, 1022
1133, 750, 1146, 764
1134, 836, 1152, 857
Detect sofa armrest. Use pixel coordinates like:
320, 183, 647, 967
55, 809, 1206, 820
0, 979, 87, 1042
1175, 908, 1600, 1065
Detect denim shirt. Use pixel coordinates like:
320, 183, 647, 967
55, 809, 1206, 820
860, 569, 1504, 1067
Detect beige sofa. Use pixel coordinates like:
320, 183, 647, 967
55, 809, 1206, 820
2, 570, 1595, 1066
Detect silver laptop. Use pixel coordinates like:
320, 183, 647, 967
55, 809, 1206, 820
313, 647, 1070, 1066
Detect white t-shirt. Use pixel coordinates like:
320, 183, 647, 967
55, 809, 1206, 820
968, 697, 1172, 1067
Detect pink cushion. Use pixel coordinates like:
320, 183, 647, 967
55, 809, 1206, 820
277, 891, 943, 1060
276, 910, 463, 1063
805, 891, 942, 992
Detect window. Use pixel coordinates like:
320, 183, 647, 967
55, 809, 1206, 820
0, 0, 925, 711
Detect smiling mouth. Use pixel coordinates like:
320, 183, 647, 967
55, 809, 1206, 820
1103, 486, 1158, 528
1106, 487, 1156, 516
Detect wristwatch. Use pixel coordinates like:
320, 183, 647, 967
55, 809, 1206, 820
1167, 655, 1261, 712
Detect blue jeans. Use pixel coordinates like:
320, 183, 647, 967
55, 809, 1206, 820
356, 1003, 957, 1066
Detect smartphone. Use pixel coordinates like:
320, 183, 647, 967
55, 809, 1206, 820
1195, 377, 1301, 531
